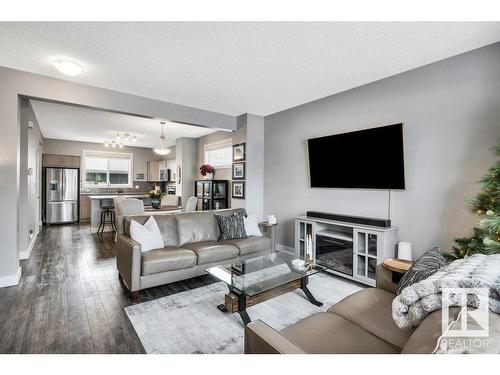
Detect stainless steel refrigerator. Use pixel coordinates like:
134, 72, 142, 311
45, 168, 79, 224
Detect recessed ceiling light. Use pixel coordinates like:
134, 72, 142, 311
53, 59, 84, 76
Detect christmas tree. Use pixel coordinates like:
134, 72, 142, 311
446, 139, 500, 259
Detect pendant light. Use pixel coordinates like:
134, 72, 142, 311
153, 121, 171, 155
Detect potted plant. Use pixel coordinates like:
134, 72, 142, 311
149, 185, 165, 209
200, 164, 215, 180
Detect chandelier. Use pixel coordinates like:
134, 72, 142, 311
153, 121, 171, 155
104, 132, 136, 148
115, 133, 137, 143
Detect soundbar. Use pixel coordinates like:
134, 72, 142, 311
306, 211, 391, 228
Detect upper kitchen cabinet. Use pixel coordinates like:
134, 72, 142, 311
148, 159, 176, 182
147, 161, 161, 182
42, 154, 80, 168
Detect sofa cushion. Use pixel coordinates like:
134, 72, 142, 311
281, 312, 400, 354
141, 247, 197, 276
176, 212, 220, 246
153, 214, 179, 247
401, 308, 460, 354
223, 236, 271, 256
397, 247, 446, 294
182, 241, 239, 265
328, 287, 413, 349
130, 217, 164, 253
215, 212, 247, 241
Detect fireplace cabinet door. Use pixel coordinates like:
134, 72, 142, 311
354, 230, 383, 282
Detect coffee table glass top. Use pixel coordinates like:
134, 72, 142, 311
205, 252, 320, 297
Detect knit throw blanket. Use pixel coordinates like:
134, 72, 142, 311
392, 254, 500, 329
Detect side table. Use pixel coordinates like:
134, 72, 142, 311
260, 221, 278, 252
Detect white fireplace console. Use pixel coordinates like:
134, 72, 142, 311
295, 215, 398, 286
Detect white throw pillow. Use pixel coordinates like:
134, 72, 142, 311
244, 213, 262, 237
130, 216, 164, 252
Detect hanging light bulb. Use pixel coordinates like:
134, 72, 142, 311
153, 121, 171, 155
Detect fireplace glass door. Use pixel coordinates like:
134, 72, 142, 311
315, 235, 353, 276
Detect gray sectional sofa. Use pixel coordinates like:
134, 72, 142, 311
116, 208, 274, 295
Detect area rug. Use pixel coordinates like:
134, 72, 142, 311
124, 272, 363, 353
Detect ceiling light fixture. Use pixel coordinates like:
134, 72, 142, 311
53, 59, 85, 76
153, 121, 171, 155
115, 133, 136, 143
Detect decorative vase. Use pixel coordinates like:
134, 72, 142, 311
151, 198, 161, 209
204, 172, 214, 180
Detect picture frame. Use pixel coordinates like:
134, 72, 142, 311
232, 162, 245, 180
232, 142, 246, 162
232, 181, 245, 199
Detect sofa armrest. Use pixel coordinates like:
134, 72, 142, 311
244, 320, 306, 354
376, 264, 398, 294
116, 234, 142, 292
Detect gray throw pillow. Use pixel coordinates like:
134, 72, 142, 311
397, 247, 446, 294
215, 212, 247, 241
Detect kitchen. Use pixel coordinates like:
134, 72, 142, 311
33, 99, 218, 233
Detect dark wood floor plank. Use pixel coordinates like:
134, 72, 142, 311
0, 223, 215, 354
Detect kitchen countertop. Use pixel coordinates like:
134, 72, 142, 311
88, 194, 149, 200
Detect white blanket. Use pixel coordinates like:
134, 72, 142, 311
392, 254, 500, 329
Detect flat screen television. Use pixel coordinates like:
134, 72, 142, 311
307, 123, 405, 189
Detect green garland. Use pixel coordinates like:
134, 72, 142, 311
446, 140, 500, 260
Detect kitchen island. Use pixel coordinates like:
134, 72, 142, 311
88, 194, 149, 233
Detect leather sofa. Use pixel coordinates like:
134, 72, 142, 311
244, 265, 500, 354
116, 208, 274, 295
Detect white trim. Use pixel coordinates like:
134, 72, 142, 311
276, 243, 294, 253
0, 267, 22, 288
19, 233, 37, 260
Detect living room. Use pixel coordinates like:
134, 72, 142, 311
1, 2, 500, 373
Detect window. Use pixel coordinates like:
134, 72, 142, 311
82, 150, 133, 188
204, 139, 232, 168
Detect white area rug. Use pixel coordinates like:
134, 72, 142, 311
124, 272, 363, 353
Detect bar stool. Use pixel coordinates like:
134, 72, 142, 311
97, 205, 116, 235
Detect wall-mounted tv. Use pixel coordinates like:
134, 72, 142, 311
307, 123, 405, 189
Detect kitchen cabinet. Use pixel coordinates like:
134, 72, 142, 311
42, 154, 80, 168
79, 195, 91, 221
147, 161, 161, 182
148, 159, 176, 182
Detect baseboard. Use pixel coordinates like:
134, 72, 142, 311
19, 233, 37, 260
0, 266, 22, 288
276, 243, 294, 253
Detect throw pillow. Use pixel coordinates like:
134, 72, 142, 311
397, 247, 446, 294
215, 212, 247, 241
244, 213, 262, 237
130, 216, 164, 253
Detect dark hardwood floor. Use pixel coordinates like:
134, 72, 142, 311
0, 223, 217, 354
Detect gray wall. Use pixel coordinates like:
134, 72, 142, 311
0, 65, 236, 286
264, 42, 500, 258
176, 137, 198, 206
43, 138, 163, 184
18, 99, 44, 260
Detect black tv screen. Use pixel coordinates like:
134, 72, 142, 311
307, 123, 405, 189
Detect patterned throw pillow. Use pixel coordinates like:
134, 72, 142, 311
215, 212, 247, 241
397, 247, 447, 294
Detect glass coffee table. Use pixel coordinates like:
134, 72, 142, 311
205, 252, 323, 325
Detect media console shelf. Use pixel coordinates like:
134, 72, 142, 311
295, 215, 398, 286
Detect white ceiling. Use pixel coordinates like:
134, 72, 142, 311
2, 22, 500, 116
30, 100, 219, 148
